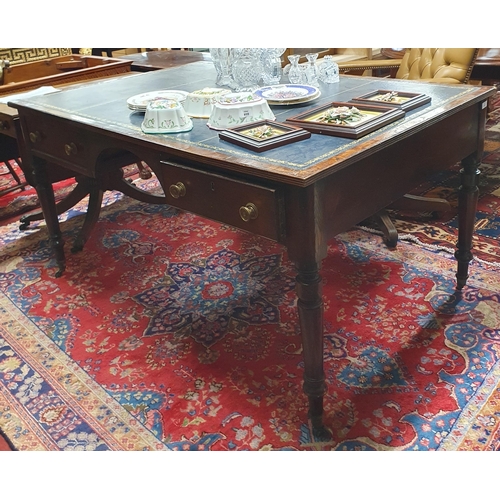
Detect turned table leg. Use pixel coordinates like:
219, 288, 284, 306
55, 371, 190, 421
286, 183, 330, 437
455, 154, 481, 289
296, 263, 329, 436
455, 99, 488, 289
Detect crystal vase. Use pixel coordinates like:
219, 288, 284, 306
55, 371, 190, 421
231, 48, 263, 91
261, 48, 286, 86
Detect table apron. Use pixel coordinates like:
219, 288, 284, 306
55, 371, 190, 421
18, 100, 484, 255
317, 104, 482, 238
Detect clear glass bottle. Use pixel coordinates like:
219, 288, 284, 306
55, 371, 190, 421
288, 54, 304, 84
319, 55, 340, 83
304, 53, 319, 86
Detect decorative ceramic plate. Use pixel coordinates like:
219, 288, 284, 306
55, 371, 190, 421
254, 84, 319, 103
266, 90, 321, 106
127, 90, 189, 111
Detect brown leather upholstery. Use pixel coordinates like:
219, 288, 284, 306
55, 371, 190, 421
395, 48, 479, 83
338, 48, 479, 85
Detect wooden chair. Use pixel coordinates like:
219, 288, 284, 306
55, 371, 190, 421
0, 49, 74, 196
338, 48, 480, 247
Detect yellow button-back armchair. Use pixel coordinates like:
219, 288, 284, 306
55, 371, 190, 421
339, 48, 478, 83
338, 48, 480, 247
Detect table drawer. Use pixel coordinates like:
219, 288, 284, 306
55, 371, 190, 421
21, 113, 95, 175
158, 160, 285, 241
0, 114, 17, 139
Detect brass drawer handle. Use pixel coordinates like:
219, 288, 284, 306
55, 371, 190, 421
239, 203, 258, 222
0, 120, 9, 131
29, 131, 41, 143
169, 182, 186, 199
64, 142, 78, 156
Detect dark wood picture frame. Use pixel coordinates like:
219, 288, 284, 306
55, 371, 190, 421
285, 101, 405, 139
218, 120, 311, 152
350, 90, 431, 111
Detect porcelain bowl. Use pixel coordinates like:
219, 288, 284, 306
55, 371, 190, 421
183, 87, 231, 118
141, 98, 193, 134
207, 92, 275, 130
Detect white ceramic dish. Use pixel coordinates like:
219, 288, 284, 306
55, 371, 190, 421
207, 92, 275, 130
141, 98, 193, 134
128, 90, 189, 111
183, 87, 231, 118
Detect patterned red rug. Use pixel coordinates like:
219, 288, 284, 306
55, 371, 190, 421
0, 160, 76, 224
0, 93, 499, 451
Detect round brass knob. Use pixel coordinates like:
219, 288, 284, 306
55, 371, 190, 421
29, 131, 41, 143
64, 142, 78, 156
239, 203, 258, 222
169, 182, 186, 199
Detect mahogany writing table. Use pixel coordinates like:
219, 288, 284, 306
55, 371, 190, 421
10, 62, 495, 435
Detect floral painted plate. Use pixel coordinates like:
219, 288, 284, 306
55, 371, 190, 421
254, 84, 319, 103
127, 90, 189, 111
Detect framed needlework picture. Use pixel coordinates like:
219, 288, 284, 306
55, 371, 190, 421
286, 101, 405, 138
219, 120, 311, 152
350, 90, 431, 111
